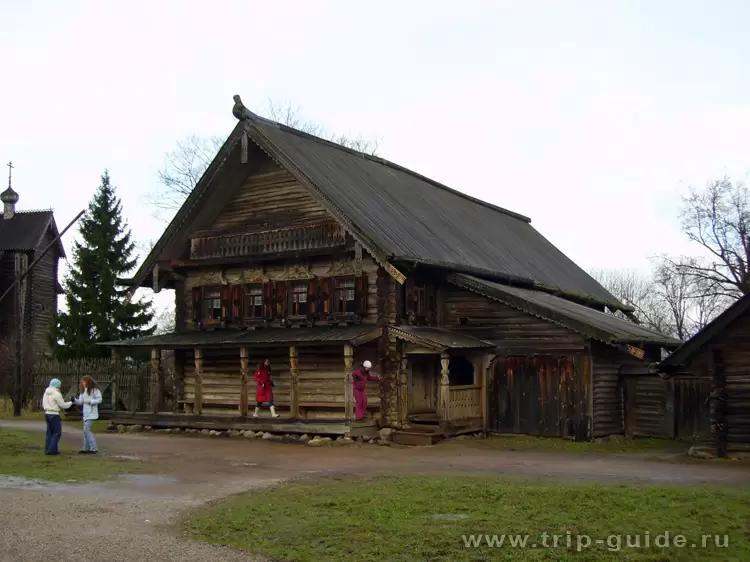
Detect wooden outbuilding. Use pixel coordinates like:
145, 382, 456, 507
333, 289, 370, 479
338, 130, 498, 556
658, 293, 750, 457
105, 96, 681, 443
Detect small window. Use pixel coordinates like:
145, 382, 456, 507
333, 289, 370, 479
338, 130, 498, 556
289, 281, 308, 315
244, 284, 263, 319
202, 286, 222, 321
333, 277, 356, 313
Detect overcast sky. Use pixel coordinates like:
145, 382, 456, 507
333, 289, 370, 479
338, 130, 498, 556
1, 1, 749, 316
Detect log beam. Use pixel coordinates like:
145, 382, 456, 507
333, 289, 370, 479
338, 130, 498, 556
344, 344, 354, 421
194, 348, 204, 416
150, 347, 163, 413
240, 347, 249, 418
290, 345, 300, 418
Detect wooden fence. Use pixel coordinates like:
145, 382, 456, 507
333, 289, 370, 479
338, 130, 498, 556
30, 358, 152, 414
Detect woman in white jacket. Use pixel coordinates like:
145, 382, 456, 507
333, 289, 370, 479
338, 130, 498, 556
42, 378, 73, 455
73, 376, 103, 454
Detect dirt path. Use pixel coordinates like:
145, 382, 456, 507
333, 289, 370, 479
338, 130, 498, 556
1, 420, 748, 562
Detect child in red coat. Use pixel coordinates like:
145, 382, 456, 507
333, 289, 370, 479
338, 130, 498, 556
253, 359, 279, 418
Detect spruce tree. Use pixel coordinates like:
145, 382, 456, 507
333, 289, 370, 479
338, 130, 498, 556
56, 171, 155, 358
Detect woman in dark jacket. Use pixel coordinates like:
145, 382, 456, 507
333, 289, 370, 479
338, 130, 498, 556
253, 359, 279, 418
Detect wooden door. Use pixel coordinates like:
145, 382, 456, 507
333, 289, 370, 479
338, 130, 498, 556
407, 355, 438, 414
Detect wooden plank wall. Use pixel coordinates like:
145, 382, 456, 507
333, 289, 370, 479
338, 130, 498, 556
624, 376, 670, 438
682, 313, 750, 453
209, 157, 330, 232
442, 286, 587, 353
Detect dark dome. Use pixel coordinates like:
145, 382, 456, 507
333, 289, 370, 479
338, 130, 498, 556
1, 186, 19, 204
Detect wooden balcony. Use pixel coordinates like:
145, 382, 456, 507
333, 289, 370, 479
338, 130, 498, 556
447, 384, 482, 420
190, 222, 348, 260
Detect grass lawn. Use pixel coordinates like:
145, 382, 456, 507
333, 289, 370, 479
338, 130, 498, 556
183, 474, 750, 562
0, 427, 142, 483
0, 398, 110, 433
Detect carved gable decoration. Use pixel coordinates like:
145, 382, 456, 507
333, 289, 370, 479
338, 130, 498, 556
327, 257, 356, 277
278, 262, 315, 281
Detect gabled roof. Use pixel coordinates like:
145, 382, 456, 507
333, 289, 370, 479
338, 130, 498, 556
0, 210, 65, 257
448, 273, 682, 348
389, 326, 496, 351
130, 96, 626, 311
660, 292, 749, 370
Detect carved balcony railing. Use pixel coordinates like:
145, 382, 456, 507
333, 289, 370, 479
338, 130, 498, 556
190, 222, 348, 260
447, 385, 482, 420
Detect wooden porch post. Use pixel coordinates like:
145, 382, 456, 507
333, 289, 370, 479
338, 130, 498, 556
344, 344, 354, 421
150, 347, 163, 413
240, 347, 249, 417
399, 352, 408, 425
438, 351, 450, 423
290, 346, 300, 418
481, 353, 496, 431
194, 348, 203, 416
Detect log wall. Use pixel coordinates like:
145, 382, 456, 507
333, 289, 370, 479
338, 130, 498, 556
442, 286, 587, 353
209, 157, 329, 232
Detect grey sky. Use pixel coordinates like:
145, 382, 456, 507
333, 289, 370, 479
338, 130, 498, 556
2, 1, 749, 315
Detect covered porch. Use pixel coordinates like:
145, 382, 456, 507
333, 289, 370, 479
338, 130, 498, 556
388, 326, 496, 445
102, 326, 383, 437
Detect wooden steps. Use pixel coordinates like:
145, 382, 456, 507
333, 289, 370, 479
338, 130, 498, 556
392, 424, 444, 446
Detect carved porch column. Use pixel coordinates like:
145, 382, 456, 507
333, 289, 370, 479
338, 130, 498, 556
240, 347, 249, 418
150, 347, 163, 413
194, 348, 204, 416
399, 352, 408, 425
290, 345, 300, 418
481, 353, 497, 431
438, 351, 450, 423
344, 344, 354, 421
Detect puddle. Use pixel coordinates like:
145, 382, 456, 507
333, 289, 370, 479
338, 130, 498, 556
432, 513, 467, 520
0, 475, 70, 490
112, 455, 146, 462
119, 474, 179, 486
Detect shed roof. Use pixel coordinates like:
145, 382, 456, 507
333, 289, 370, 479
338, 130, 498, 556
448, 273, 682, 348
659, 292, 750, 370
389, 326, 496, 351
0, 210, 65, 256
99, 325, 383, 348
128, 97, 627, 311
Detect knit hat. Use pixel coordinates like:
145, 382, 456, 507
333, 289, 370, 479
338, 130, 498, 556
49, 378, 62, 388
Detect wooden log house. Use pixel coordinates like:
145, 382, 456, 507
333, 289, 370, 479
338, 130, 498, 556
0, 173, 64, 360
658, 293, 750, 457
106, 96, 681, 443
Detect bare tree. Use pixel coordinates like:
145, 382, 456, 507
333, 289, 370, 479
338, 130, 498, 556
144, 99, 380, 221
588, 268, 672, 334
154, 307, 175, 335
673, 176, 750, 297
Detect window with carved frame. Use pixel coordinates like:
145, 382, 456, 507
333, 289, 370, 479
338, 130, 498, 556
289, 281, 308, 315
202, 286, 222, 321
244, 284, 263, 319
333, 277, 356, 313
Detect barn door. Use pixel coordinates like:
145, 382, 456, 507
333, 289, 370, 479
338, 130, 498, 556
489, 356, 579, 437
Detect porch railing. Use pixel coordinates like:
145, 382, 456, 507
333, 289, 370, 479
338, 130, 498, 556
447, 384, 482, 420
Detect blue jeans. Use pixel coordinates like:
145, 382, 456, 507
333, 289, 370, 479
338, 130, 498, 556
45, 414, 62, 454
83, 419, 98, 452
